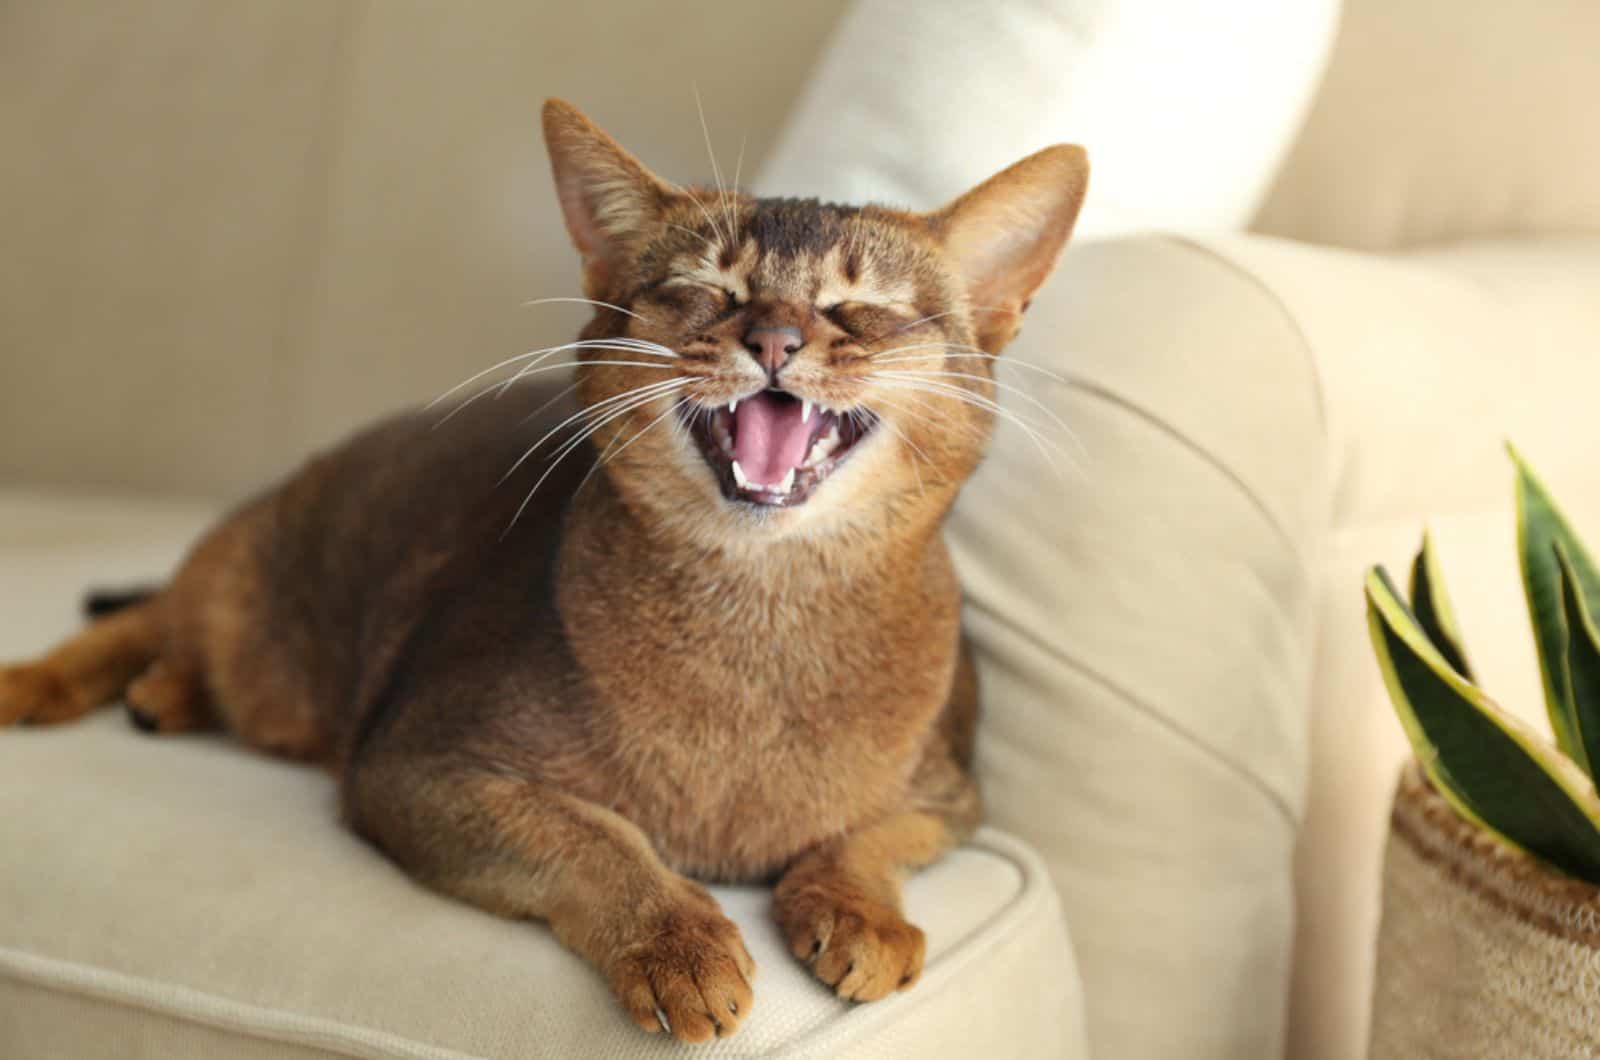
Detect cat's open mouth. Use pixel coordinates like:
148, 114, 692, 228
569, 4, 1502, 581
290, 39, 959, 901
684, 390, 875, 507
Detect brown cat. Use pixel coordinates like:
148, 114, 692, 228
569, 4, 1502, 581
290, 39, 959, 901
0, 100, 1086, 1042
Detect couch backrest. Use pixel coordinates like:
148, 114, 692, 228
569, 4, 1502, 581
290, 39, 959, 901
1254, 0, 1600, 249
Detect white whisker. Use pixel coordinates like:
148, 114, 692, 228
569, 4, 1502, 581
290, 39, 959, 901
430, 340, 679, 429
521, 296, 644, 321
862, 398, 932, 498
867, 388, 992, 448
872, 378, 1077, 478
875, 376, 1068, 453
503, 381, 691, 536
692, 85, 733, 247
893, 306, 1016, 332
540, 397, 650, 470
492, 359, 673, 400
686, 193, 732, 254
722, 131, 747, 245
578, 395, 690, 494
499, 377, 688, 488
876, 367, 1079, 442
665, 222, 720, 254
514, 380, 582, 428
870, 343, 1073, 389
429, 338, 677, 413
730, 133, 747, 194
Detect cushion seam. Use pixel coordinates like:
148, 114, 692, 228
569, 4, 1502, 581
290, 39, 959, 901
0, 831, 1059, 1060
0, 947, 486, 1060
969, 598, 1298, 829
762, 830, 1067, 1057
1160, 233, 1330, 439
1060, 373, 1309, 567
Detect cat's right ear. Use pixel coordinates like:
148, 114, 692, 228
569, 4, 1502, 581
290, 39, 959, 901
542, 99, 671, 293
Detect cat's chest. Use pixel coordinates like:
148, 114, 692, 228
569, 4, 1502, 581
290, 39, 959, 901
594, 690, 909, 879
559, 587, 958, 879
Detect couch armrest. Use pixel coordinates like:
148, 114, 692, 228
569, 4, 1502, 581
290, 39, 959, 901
948, 234, 1331, 1060
1192, 232, 1600, 1060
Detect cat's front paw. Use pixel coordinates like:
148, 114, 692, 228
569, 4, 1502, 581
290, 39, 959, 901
774, 882, 926, 1002
606, 886, 756, 1043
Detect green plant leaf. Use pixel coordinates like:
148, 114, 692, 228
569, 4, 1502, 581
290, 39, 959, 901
1555, 543, 1600, 786
1512, 444, 1600, 775
1408, 528, 1473, 680
1366, 565, 1600, 883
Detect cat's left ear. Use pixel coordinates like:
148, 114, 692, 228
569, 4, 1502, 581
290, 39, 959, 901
928, 145, 1089, 351
542, 99, 673, 294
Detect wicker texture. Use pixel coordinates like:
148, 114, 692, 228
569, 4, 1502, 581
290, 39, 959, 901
1371, 762, 1600, 1058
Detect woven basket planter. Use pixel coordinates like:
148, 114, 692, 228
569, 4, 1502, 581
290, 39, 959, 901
1371, 762, 1600, 1058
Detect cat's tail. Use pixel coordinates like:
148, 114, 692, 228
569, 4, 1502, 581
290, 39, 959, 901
0, 592, 163, 726
83, 585, 161, 619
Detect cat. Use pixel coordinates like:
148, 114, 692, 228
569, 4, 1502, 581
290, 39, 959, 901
0, 99, 1086, 1043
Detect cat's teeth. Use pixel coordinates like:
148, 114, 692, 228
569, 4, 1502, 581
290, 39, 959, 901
801, 399, 814, 424
806, 424, 842, 466
729, 399, 739, 414
778, 467, 795, 493
712, 418, 734, 455
731, 459, 750, 489
812, 422, 838, 457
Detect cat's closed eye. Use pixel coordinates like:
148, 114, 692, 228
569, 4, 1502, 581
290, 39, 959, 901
824, 301, 914, 341
648, 281, 740, 326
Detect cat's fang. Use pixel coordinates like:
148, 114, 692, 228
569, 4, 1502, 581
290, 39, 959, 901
778, 467, 795, 493
731, 459, 750, 489
801, 399, 814, 424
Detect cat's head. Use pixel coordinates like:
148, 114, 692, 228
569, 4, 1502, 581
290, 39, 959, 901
541, 99, 1086, 546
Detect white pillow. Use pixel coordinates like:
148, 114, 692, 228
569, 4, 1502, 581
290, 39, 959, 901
757, 0, 1340, 240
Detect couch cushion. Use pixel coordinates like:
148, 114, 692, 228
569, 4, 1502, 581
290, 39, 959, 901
0, 492, 1087, 1060
758, 0, 1338, 241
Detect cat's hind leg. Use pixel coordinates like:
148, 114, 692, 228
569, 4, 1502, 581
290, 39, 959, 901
0, 601, 163, 726
124, 656, 212, 734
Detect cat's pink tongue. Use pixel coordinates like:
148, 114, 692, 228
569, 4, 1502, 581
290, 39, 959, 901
733, 393, 812, 486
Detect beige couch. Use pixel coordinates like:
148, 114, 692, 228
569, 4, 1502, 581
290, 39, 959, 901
3, 2, 1598, 1058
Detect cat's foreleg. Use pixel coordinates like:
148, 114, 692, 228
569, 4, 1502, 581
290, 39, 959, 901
343, 753, 755, 1042
772, 749, 981, 1001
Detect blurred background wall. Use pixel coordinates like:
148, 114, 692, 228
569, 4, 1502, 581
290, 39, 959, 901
0, 0, 847, 498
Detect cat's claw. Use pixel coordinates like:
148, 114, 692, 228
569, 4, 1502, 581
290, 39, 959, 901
775, 886, 925, 1002
608, 892, 755, 1043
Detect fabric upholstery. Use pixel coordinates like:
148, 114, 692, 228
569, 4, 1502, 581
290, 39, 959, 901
1193, 233, 1600, 1060
758, 0, 1339, 241
943, 235, 1329, 1059
0, 492, 1087, 1059
1255, 0, 1600, 249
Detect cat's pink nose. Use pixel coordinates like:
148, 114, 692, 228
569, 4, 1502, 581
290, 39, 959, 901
743, 325, 804, 378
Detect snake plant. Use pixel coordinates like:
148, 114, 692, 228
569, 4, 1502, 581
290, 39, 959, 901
1365, 446, 1600, 884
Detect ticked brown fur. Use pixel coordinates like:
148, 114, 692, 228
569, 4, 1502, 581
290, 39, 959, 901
0, 101, 1086, 1041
